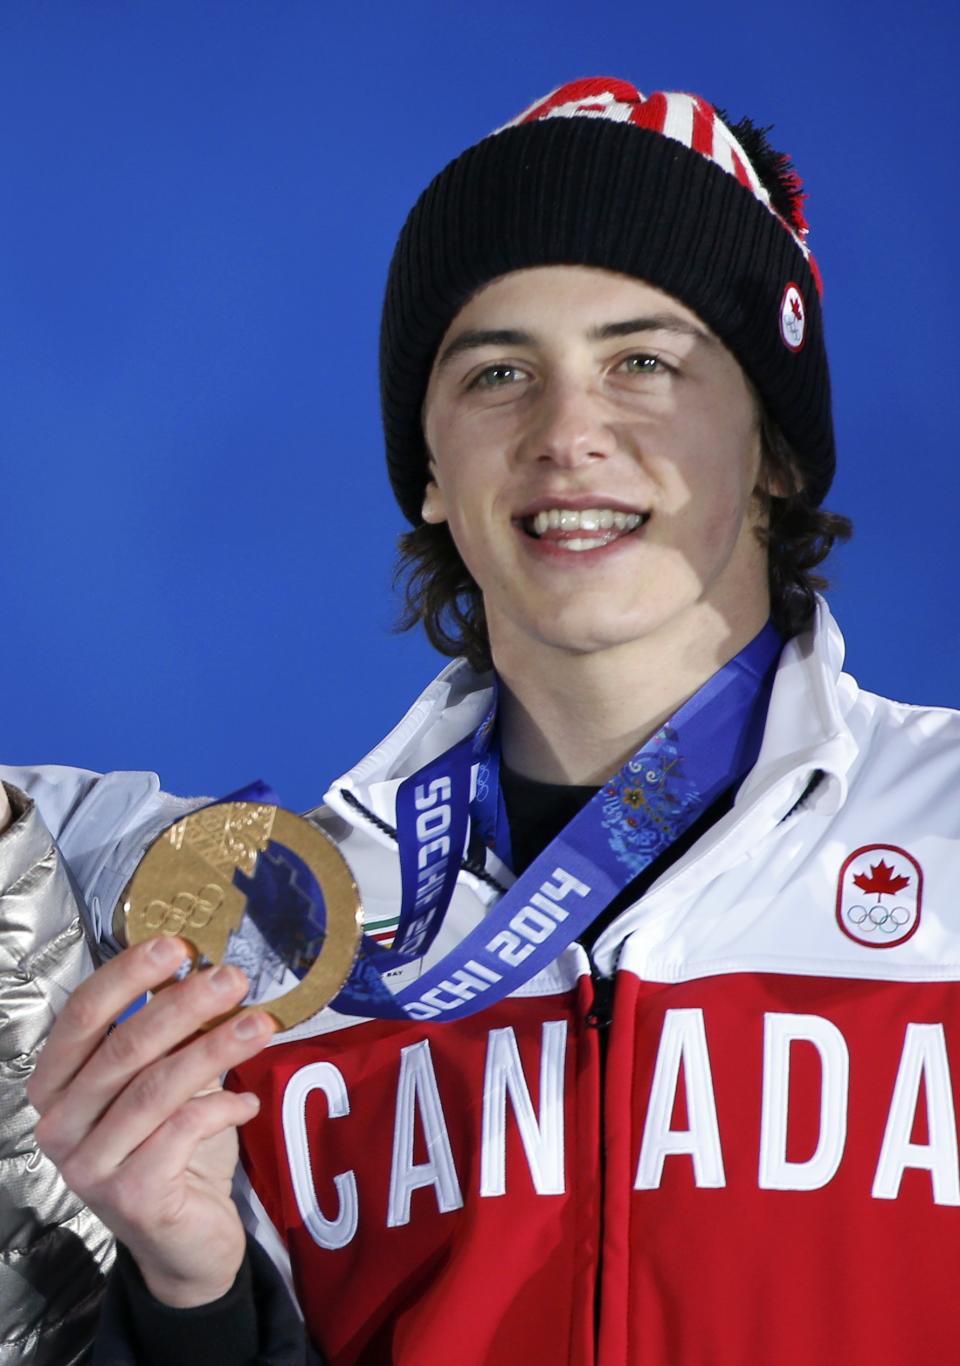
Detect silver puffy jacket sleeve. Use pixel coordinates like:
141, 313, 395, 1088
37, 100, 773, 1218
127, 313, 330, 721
0, 768, 206, 1364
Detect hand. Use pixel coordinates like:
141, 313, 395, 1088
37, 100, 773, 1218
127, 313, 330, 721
28, 936, 277, 1307
0, 782, 11, 835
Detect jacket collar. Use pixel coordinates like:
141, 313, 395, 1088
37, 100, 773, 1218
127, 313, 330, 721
736, 597, 858, 817
324, 598, 859, 839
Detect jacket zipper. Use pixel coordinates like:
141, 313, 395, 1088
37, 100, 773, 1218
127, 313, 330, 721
586, 972, 614, 1031
587, 970, 615, 1355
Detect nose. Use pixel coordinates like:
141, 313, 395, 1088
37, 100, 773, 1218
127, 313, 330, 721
519, 378, 613, 469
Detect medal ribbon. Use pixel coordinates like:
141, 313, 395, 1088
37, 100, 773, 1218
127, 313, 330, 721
327, 621, 782, 1022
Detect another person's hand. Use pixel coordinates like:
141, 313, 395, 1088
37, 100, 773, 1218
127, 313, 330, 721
28, 938, 276, 1307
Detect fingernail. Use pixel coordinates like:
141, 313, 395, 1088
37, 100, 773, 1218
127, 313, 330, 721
240, 1092, 261, 1113
147, 936, 184, 966
209, 965, 239, 994
234, 1012, 267, 1040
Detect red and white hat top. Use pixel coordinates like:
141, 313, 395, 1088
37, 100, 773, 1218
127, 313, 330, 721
500, 77, 812, 265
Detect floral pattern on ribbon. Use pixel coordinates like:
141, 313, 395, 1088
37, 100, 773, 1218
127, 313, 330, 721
601, 726, 702, 875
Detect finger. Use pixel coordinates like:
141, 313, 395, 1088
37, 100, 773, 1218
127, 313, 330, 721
28, 936, 191, 1112
34, 964, 261, 1161
88, 1009, 275, 1172
61, 1088, 262, 1227
129, 1088, 261, 1196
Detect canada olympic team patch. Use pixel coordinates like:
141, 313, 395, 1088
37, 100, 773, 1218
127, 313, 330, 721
779, 281, 806, 351
835, 844, 923, 949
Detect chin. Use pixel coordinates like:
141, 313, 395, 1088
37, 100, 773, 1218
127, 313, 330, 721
516, 600, 692, 656
500, 573, 752, 655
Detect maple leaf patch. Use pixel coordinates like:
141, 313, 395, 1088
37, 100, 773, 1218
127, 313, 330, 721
780, 282, 806, 351
836, 844, 923, 950
852, 859, 911, 900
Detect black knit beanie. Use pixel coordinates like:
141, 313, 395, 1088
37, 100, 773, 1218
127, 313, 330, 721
380, 77, 833, 524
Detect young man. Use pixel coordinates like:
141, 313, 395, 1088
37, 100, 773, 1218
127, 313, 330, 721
7, 77, 960, 1364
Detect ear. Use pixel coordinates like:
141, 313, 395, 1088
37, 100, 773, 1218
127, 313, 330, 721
757, 460, 801, 503
757, 443, 801, 500
421, 477, 448, 525
754, 402, 803, 502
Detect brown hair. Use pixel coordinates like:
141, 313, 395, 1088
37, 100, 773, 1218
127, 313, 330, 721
394, 412, 852, 673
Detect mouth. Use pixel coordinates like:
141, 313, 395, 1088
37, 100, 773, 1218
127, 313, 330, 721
518, 506, 651, 553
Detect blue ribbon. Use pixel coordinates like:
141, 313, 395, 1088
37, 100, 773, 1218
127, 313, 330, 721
221, 624, 780, 1024
332, 622, 782, 1022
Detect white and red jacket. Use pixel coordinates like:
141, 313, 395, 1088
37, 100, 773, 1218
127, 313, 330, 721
7, 600, 960, 1364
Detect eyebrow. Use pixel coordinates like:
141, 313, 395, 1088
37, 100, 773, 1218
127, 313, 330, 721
589, 315, 714, 345
436, 329, 536, 368
435, 314, 715, 369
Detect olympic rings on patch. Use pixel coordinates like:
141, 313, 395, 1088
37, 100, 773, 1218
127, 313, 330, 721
845, 904, 911, 934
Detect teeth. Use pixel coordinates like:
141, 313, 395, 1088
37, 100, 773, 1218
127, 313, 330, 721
529, 508, 644, 537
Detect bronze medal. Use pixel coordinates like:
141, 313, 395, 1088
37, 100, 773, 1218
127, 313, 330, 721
118, 801, 363, 1030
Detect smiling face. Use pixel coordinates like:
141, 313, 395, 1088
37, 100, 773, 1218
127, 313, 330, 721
421, 266, 772, 670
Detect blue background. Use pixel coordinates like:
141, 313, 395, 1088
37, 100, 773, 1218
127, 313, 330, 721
3, 2, 958, 809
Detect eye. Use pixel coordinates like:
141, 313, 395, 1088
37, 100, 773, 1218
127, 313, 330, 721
467, 363, 527, 390
618, 353, 667, 376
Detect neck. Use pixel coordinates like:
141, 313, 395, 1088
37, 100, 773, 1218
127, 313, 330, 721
494, 607, 769, 786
